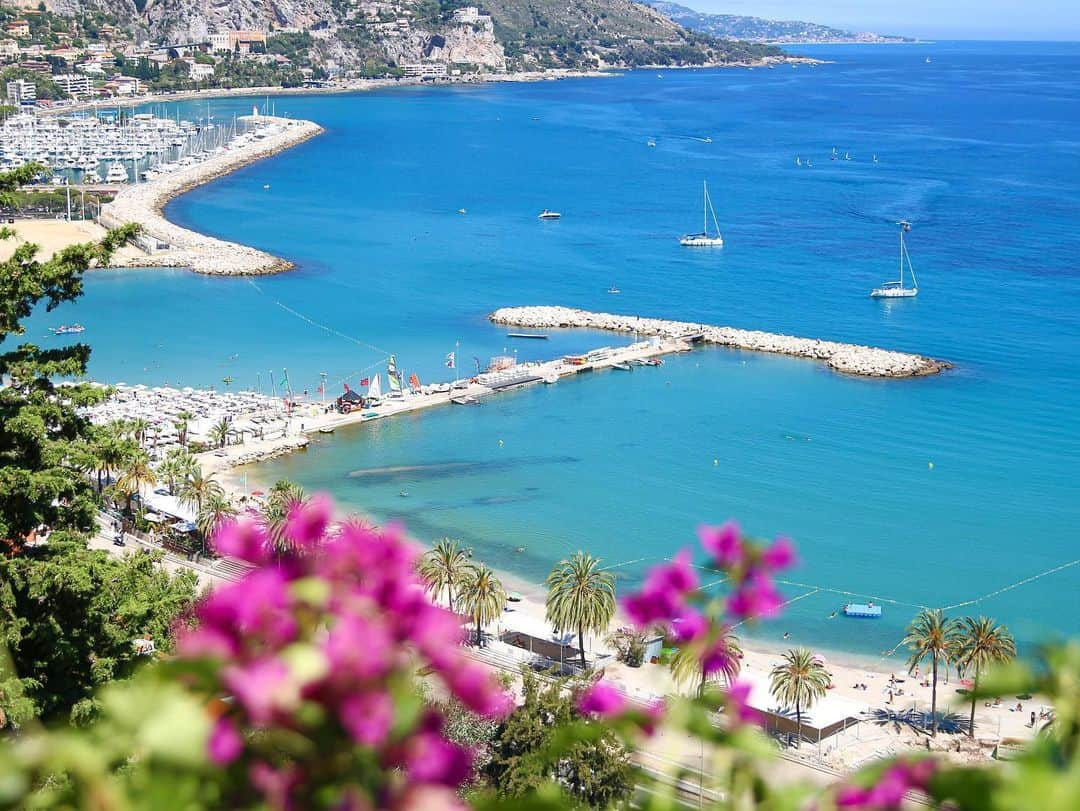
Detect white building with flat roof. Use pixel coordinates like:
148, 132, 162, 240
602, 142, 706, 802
6, 78, 35, 105
54, 73, 92, 97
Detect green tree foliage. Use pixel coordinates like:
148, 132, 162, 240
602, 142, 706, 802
769, 647, 830, 748
418, 536, 473, 612
0, 165, 136, 551
485, 670, 633, 807
0, 535, 197, 725
459, 563, 506, 646
545, 551, 615, 670
904, 608, 963, 736
954, 616, 1016, 737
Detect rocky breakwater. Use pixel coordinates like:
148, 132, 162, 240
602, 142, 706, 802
490, 306, 951, 378
99, 116, 323, 275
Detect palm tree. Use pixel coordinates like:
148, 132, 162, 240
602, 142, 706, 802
157, 448, 196, 494
178, 465, 224, 518
954, 616, 1016, 737
418, 537, 472, 612
208, 417, 230, 449
770, 648, 830, 748
197, 493, 238, 544
174, 410, 194, 447
115, 452, 157, 514
545, 551, 616, 671
459, 564, 506, 647
903, 608, 963, 736
671, 627, 742, 698
259, 479, 307, 555
129, 417, 150, 445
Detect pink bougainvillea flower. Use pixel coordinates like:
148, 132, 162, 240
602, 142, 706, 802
669, 607, 708, 642
283, 493, 333, 551
208, 715, 244, 765
212, 517, 270, 565
761, 535, 797, 572
248, 761, 301, 810
400, 732, 474, 787
727, 571, 785, 620
175, 626, 238, 660
340, 690, 394, 746
199, 568, 297, 647
436, 657, 513, 720
837, 759, 937, 809
577, 681, 628, 717
698, 521, 744, 568
622, 588, 678, 628
323, 614, 394, 683
223, 657, 293, 726
644, 548, 699, 595
724, 681, 762, 726
701, 634, 739, 677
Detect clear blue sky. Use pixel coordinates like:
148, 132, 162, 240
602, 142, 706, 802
690, 1, 1079, 40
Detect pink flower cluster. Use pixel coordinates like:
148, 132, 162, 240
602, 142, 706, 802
576, 681, 665, 736
180, 497, 512, 809
621, 523, 795, 670
836, 758, 937, 809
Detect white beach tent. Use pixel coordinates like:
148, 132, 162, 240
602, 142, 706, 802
738, 668, 870, 752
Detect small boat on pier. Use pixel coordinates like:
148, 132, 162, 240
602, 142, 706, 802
50, 324, 85, 335
507, 332, 549, 340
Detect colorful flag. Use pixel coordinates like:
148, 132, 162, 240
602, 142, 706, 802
445, 352, 456, 369
343, 382, 351, 392
359, 377, 369, 386
409, 372, 421, 391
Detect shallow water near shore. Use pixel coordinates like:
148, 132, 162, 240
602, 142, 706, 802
26, 42, 1080, 661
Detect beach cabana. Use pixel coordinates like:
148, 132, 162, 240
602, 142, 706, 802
739, 669, 869, 753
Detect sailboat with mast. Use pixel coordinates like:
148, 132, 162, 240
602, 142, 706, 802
679, 181, 723, 247
871, 220, 919, 298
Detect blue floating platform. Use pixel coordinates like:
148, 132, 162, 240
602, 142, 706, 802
843, 603, 883, 618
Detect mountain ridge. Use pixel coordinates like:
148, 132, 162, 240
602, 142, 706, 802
643, 1, 912, 44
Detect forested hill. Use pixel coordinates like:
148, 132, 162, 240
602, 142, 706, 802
644, 1, 911, 44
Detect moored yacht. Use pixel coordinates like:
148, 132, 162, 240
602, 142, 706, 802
871, 220, 919, 298
105, 162, 128, 184
679, 180, 724, 247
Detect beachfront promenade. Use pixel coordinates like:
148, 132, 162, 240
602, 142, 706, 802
491, 306, 950, 378
98, 115, 323, 275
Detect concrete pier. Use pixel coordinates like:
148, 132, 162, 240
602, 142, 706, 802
99, 116, 323, 276
490, 306, 950, 378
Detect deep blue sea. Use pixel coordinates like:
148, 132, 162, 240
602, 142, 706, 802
25, 42, 1080, 663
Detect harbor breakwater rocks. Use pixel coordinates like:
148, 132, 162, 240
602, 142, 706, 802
99, 117, 323, 276
490, 306, 951, 378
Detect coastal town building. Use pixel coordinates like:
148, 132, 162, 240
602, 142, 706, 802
0, 39, 18, 59
54, 73, 93, 97
6, 78, 36, 105
401, 63, 448, 79
186, 61, 215, 81
18, 59, 51, 75
108, 76, 141, 96
4, 20, 30, 39
208, 31, 267, 54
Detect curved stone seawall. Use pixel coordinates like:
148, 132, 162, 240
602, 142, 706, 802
490, 306, 950, 378
99, 117, 324, 275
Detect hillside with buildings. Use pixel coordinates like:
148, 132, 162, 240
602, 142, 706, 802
0, 0, 785, 105
644, 1, 911, 44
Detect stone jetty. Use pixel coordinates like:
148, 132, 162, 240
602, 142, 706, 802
99, 116, 323, 275
489, 306, 950, 378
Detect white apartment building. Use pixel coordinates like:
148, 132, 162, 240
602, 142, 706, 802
6, 78, 36, 104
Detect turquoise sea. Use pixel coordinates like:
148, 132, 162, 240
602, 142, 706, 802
25, 42, 1080, 663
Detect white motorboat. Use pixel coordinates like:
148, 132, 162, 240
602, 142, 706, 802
538, 209, 561, 220
871, 220, 919, 298
680, 180, 724, 247
105, 162, 128, 184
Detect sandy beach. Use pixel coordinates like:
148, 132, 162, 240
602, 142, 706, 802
0, 218, 146, 265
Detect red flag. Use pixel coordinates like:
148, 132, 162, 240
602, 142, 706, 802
343, 382, 351, 392
360, 377, 370, 386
